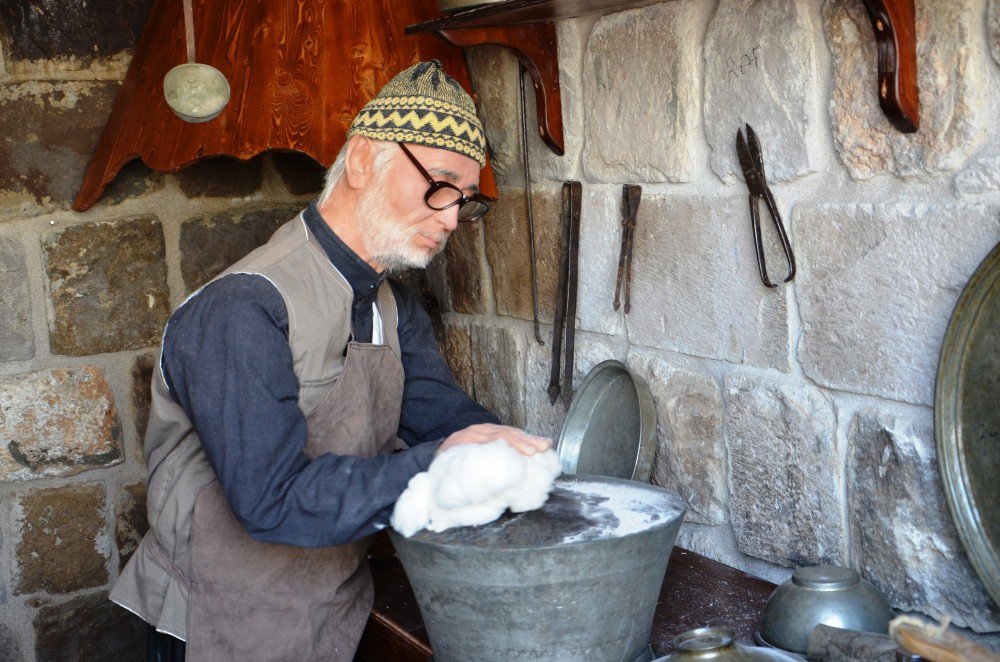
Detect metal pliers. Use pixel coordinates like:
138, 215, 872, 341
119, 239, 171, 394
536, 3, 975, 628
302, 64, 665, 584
736, 124, 796, 288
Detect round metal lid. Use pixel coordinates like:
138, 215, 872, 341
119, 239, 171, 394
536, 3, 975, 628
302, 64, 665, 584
791, 565, 859, 590
936, 240, 1000, 608
556, 360, 657, 483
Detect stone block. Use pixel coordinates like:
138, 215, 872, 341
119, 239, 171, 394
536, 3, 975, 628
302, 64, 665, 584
991, 0, 1000, 66
441, 321, 474, 397
33, 591, 146, 662
115, 482, 148, 571
175, 156, 265, 199
848, 410, 1000, 631
583, 1, 699, 183
955, 156, 1000, 198
0, 0, 151, 60
131, 353, 155, 443
484, 186, 563, 323
444, 221, 490, 315
14, 483, 109, 595
795, 204, 1000, 405
0, 81, 119, 215
628, 353, 726, 525
0, 367, 122, 481
524, 331, 623, 440
824, 1, 986, 179
528, 19, 587, 183
465, 46, 521, 186
0, 237, 34, 361
271, 152, 327, 196
43, 216, 169, 355
724, 372, 842, 567
575, 188, 625, 337
627, 195, 789, 370
703, 0, 815, 182
470, 324, 526, 428
179, 205, 301, 292
0, 622, 24, 662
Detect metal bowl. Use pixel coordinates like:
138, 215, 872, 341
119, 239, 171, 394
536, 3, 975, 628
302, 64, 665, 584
163, 63, 230, 123
657, 627, 801, 661
755, 566, 893, 655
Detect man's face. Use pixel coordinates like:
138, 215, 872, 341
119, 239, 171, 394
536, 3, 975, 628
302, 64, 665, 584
358, 143, 481, 272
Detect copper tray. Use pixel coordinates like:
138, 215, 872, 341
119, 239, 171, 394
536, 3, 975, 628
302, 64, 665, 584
935, 240, 1000, 608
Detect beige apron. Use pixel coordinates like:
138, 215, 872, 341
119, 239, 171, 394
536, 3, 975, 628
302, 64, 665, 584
186, 341, 404, 661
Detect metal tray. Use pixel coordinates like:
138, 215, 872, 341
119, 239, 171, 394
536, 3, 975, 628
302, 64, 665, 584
556, 360, 657, 482
935, 240, 1000, 608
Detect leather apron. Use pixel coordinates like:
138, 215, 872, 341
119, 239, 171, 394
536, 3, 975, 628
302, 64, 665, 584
185, 341, 404, 661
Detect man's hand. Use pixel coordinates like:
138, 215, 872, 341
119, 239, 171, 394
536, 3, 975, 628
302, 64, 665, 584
438, 424, 552, 457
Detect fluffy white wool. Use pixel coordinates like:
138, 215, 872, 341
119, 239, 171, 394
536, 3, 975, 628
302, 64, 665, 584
391, 439, 562, 537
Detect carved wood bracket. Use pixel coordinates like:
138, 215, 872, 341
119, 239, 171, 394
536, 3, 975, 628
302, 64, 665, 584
438, 23, 564, 155
862, 0, 919, 133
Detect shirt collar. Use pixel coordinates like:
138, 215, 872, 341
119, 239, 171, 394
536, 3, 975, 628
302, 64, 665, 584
302, 201, 385, 297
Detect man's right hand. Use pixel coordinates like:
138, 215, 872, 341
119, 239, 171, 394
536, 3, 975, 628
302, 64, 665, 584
438, 424, 552, 457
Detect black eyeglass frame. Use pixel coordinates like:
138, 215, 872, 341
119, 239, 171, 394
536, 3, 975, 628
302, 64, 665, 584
396, 142, 490, 222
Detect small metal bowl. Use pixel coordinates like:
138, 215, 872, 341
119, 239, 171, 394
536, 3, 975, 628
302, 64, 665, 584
755, 565, 894, 655
163, 63, 230, 123
657, 627, 801, 661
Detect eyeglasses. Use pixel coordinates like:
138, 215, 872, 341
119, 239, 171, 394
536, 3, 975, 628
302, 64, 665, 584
397, 142, 490, 222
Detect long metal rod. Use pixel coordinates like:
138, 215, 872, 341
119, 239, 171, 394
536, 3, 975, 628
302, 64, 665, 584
519, 63, 544, 345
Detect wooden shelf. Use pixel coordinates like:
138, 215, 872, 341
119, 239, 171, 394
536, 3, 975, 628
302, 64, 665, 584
407, 0, 919, 159
405, 0, 669, 32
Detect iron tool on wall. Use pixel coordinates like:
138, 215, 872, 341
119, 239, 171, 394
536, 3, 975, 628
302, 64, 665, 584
613, 185, 641, 314
519, 62, 544, 344
736, 124, 796, 288
548, 181, 582, 406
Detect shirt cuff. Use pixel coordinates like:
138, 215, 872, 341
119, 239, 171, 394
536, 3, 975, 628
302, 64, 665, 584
408, 438, 442, 472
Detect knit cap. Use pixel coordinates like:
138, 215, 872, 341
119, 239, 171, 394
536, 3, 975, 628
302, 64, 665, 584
347, 60, 487, 167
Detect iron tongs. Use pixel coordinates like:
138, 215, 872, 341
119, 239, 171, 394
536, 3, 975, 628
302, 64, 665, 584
736, 124, 796, 288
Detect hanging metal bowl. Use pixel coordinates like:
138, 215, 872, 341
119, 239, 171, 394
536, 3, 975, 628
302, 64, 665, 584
935, 240, 1000, 608
163, 62, 230, 123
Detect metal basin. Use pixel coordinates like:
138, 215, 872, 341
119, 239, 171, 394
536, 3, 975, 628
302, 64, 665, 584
389, 475, 687, 662
755, 565, 893, 655
658, 627, 802, 661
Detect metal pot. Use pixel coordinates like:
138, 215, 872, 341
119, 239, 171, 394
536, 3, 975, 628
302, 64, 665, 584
389, 475, 687, 662
657, 627, 802, 661
755, 565, 893, 655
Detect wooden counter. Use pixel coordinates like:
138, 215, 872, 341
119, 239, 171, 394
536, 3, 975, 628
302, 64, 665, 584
356, 532, 777, 661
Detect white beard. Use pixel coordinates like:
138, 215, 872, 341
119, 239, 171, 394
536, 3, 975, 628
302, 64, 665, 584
358, 182, 447, 272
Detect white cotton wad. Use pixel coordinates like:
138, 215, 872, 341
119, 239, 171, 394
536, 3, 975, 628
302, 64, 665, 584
390, 440, 562, 537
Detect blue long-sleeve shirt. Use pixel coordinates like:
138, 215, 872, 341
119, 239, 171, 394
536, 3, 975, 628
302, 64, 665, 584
160, 202, 499, 547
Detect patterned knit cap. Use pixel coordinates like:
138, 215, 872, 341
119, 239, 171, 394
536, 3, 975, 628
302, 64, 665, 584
347, 60, 486, 167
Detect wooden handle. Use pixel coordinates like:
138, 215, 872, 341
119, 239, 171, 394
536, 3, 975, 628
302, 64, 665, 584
183, 0, 196, 63
890, 617, 1000, 662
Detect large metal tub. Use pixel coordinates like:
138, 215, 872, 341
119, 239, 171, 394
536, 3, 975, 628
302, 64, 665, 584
389, 475, 687, 662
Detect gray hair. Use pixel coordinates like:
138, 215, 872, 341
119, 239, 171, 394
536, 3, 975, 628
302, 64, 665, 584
319, 139, 397, 205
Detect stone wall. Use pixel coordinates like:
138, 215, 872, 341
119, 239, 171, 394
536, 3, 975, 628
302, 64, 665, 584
444, 0, 1000, 641
0, 9, 322, 657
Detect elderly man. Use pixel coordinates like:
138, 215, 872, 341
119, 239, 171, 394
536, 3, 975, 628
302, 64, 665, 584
112, 61, 551, 661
